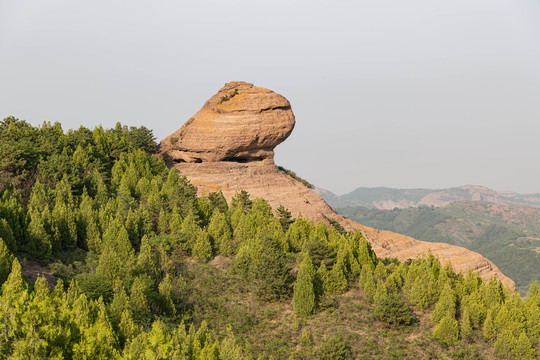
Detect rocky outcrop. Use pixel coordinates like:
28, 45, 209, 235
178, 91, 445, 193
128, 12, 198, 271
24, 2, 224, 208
351, 223, 515, 289
159, 81, 295, 163
159, 81, 515, 290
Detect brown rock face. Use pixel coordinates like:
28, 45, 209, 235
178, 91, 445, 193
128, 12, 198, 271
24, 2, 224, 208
159, 81, 515, 290
159, 81, 295, 163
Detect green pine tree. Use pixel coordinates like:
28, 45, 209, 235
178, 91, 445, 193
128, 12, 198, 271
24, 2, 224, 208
293, 255, 316, 317
0, 237, 13, 284
513, 331, 536, 360
431, 283, 457, 325
192, 231, 213, 263
433, 314, 459, 347
207, 209, 233, 256
493, 329, 517, 359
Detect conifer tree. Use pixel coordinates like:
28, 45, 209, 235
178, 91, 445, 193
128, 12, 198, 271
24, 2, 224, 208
192, 230, 213, 263
302, 235, 335, 270
208, 191, 229, 213
374, 292, 412, 326
232, 212, 254, 246
110, 281, 131, 324
137, 235, 159, 278
169, 212, 183, 235
373, 262, 387, 283
157, 273, 177, 316
433, 314, 459, 347
315, 262, 329, 298
230, 190, 252, 213
460, 306, 473, 341
207, 209, 233, 256
277, 205, 293, 231
484, 278, 504, 309
130, 276, 151, 322
0, 182, 26, 249
0, 237, 13, 284
286, 217, 310, 252
462, 291, 486, 329
526, 281, 540, 306
294, 254, 316, 317
194, 196, 213, 226
493, 329, 517, 359
514, 331, 536, 360
249, 234, 292, 302
73, 299, 120, 358
483, 309, 497, 343
214, 326, 241, 360
359, 265, 376, 303
355, 235, 376, 270
312, 222, 329, 243
157, 209, 169, 234
374, 279, 388, 304
385, 273, 401, 294
179, 210, 200, 252
431, 283, 457, 324
230, 206, 244, 231
526, 303, 540, 342
326, 257, 348, 295
0, 219, 15, 253
0, 259, 28, 355
27, 208, 52, 258
119, 309, 139, 347
51, 198, 77, 250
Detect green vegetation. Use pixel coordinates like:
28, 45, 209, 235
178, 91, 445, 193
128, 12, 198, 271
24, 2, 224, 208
220, 89, 239, 103
2, 117, 540, 358
338, 203, 540, 294
170, 136, 179, 144
277, 166, 314, 189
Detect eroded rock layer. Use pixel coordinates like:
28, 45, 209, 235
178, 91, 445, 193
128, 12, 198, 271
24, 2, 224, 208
176, 160, 515, 289
159, 81, 295, 163
161, 81, 515, 290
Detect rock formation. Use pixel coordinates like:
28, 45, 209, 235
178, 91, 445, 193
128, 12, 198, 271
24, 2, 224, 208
160, 81, 295, 164
159, 81, 515, 290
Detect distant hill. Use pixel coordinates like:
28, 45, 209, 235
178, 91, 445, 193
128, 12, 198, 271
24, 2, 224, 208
336, 201, 540, 294
318, 185, 540, 210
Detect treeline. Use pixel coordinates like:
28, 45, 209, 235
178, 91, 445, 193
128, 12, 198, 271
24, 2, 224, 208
1, 117, 540, 359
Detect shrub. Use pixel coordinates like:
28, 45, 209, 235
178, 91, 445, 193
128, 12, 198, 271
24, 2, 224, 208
373, 292, 413, 326
318, 336, 351, 360
277, 166, 314, 189
170, 137, 178, 144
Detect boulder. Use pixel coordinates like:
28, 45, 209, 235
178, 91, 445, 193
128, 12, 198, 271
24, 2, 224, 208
159, 81, 295, 163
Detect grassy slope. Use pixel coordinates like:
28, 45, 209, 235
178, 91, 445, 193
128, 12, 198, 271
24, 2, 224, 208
337, 202, 540, 295
180, 258, 493, 359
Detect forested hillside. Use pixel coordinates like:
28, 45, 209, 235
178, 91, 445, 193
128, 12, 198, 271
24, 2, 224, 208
2, 117, 540, 359
337, 203, 540, 295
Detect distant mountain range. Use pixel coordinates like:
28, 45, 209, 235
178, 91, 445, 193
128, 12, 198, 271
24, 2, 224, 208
317, 185, 540, 294
317, 185, 540, 210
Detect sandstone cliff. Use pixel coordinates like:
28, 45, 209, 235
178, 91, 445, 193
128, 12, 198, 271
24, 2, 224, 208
159, 81, 515, 290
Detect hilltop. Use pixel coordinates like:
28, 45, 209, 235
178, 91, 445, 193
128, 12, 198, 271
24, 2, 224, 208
319, 185, 540, 210
158, 81, 513, 289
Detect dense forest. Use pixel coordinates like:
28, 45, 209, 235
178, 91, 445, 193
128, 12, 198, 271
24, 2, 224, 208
2, 117, 540, 359
337, 204, 540, 295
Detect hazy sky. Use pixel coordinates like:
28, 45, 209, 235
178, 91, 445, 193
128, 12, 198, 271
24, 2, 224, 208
1, 0, 539, 195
